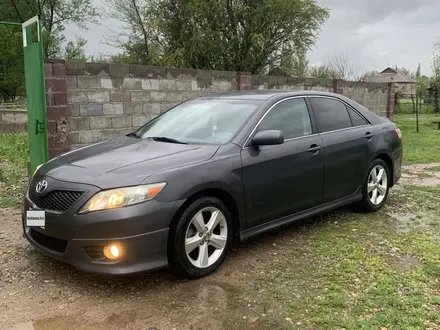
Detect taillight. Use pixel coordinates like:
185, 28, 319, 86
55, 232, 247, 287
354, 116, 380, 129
394, 128, 402, 139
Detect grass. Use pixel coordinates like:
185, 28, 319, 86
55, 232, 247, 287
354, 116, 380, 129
246, 186, 440, 329
393, 114, 440, 164
0, 132, 28, 207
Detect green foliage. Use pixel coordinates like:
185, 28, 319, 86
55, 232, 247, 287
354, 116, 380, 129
109, 0, 329, 73
0, 0, 98, 101
63, 36, 88, 61
0, 25, 24, 102
309, 65, 336, 79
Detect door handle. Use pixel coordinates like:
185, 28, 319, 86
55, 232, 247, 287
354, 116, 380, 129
308, 144, 321, 154
365, 132, 374, 140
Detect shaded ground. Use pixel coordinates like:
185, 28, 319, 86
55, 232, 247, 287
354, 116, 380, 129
1, 163, 440, 330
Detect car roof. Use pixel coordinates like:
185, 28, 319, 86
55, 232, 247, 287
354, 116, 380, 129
197, 90, 352, 101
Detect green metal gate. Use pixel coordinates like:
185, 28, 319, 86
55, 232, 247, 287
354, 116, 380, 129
0, 16, 48, 175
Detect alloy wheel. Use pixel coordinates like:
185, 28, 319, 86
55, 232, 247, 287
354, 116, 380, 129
367, 164, 388, 205
184, 207, 228, 269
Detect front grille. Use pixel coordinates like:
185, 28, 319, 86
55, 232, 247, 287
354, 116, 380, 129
83, 245, 106, 261
28, 180, 84, 212
30, 229, 67, 253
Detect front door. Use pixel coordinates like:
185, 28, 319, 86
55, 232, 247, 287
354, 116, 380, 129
241, 97, 325, 229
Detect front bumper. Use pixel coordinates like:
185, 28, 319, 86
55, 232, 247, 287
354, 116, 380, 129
22, 176, 184, 275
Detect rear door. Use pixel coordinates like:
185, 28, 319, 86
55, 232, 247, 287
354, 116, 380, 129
241, 97, 325, 228
308, 96, 374, 203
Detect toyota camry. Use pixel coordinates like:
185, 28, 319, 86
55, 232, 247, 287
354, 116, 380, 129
22, 91, 402, 278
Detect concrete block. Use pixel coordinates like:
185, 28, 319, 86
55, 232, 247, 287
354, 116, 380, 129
176, 80, 192, 91
68, 90, 88, 103
101, 77, 123, 90
109, 63, 130, 78
88, 90, 110, 103
131, 91, 150, 102
103, 103, 124, 115
181, 68, 198, 80
68, 132, 79, 145
166, 91, 183, 102
85, 63, 109, 76
132, 114, 150, 127
112, 115, 132, 128
182, 91, 199, 100
68, 103, 80, 117
90, 116, 112, 129
166, 67, 183, 79
80, 104, 103, 116
150, 91, 167, 102
142, 78, 160, 90
79, 130, 102, 144
78, 76, 101, 89
218, 81, 232, 91
160, 79, 177, 91
66, 61, 85, 75
143, 103, 161, 116
124, 102, 143, 114
122, 77, 142, 90
110, 90, 131, 102
69, 117, 90, 131
130, 65, 166, 78
67, 76, 78, 89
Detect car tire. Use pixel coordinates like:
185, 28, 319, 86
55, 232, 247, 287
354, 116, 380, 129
168, 196, 233, 279
358, 158, 391, 212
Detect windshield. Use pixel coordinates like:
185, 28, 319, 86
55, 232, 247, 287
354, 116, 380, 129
135, 99, 261, 144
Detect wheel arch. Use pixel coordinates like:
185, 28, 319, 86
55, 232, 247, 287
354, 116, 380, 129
374, 152, 394, 187
168, 187, 242, 248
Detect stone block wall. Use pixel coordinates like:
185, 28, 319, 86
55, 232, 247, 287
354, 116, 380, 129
1, 60, 396, 153
65, 62, 239, 149
0, 110, 27, 132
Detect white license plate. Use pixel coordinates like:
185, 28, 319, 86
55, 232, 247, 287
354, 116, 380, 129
26, 210, 45, 228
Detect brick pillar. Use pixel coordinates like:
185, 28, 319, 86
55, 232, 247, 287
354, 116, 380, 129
387, 82, 396, 120
44, 59, 69, 159
237, 72, 251, 90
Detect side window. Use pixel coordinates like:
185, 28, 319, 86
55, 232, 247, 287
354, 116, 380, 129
309, 97, 352, 133
347, 106, 369, 126
257, 98, 312, 140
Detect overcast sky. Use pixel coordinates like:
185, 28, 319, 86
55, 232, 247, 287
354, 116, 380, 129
65, 0, 440, 76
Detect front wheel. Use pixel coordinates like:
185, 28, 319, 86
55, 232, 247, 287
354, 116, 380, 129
358, 159, 391, 212
168, 197, 233, 279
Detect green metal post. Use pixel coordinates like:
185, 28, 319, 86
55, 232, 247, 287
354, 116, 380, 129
22, 16, 48, 175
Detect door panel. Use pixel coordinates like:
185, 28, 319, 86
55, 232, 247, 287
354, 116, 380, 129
320, 127, 374, 203
240, 97, 325, 229
308, 96, 375, 203
241, 136, 325, 228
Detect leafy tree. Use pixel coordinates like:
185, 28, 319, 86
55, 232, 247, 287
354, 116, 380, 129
309, 65, 336, 79
63, 36, 88, 61
5, 0, 99, 58
109, 0, 329, 73
0, 25, 24, 102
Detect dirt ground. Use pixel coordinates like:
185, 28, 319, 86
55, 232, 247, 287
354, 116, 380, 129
1, 163, 439, 330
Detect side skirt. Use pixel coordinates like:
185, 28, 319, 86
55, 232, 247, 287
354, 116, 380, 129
239, 188, 363, 242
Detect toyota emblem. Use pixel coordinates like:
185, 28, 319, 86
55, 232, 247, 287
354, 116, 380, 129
36, 180, 48, 193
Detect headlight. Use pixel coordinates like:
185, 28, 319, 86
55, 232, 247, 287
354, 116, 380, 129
33, 164, 43, 176
78, 182, 167, 214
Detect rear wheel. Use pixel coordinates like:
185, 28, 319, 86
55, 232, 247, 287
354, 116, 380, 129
358, 159, 390, 212
168, 196, 232, 279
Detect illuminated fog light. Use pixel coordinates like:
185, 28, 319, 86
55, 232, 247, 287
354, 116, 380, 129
103, 244, 121, 260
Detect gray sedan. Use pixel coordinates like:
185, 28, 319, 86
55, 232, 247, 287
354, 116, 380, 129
22, 91, 402, 278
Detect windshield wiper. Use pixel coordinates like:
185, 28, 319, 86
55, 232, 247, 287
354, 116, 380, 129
149, 136, 187, 144
126, 132, 141, 139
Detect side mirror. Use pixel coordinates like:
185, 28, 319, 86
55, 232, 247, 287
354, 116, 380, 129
251, 130, 284, 147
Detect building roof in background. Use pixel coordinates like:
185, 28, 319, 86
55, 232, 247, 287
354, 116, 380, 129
367, 67, 417, 83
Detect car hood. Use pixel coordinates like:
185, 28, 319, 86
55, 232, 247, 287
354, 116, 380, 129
41, 136, 219, 189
